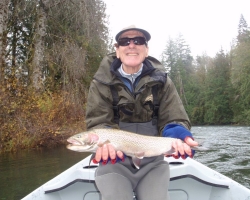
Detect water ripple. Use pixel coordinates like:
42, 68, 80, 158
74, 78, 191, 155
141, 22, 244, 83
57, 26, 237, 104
192, 126, 250, 190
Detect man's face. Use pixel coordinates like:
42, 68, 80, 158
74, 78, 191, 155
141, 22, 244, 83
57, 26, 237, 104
116, 30, 149, 70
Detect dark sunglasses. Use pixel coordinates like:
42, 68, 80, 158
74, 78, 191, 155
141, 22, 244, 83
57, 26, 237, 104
117, 37, 147, 46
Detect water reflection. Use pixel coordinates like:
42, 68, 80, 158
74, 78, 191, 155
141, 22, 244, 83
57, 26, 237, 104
0, 147, 89, 200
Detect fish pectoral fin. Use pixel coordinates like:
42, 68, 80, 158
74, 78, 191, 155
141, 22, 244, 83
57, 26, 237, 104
97, 140, 111, 147
131, 152, 145, 169
134, 152, 145, 159
132, 156, 142, 169
103, 140, 111, 144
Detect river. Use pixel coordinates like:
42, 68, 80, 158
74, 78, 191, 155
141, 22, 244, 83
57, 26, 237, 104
0, 126, 249, 199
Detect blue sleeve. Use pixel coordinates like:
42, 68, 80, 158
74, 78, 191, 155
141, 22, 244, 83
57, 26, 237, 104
162, 124, 193, 141
163, 124, 195, 158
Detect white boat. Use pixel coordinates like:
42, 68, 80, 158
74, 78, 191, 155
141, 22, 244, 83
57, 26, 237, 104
22, 155, 250, 200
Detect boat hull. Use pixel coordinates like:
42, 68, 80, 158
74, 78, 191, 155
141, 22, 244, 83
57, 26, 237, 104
22, 155, 250, 200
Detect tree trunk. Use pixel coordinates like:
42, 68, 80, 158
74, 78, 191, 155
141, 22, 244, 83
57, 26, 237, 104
31, 0, 49, 91
0, 0, 9, 85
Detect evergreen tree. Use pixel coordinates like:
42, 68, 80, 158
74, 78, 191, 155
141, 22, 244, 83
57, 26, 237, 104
161, 34, 193, 105
231, 15, 250, 123
204, 49, 233, 124
160, 37, 177, 73
186, 54, 210, 124
237, 14, 250, 43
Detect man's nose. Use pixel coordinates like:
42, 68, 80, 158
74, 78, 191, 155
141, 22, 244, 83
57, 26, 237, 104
128, 39, 136, 47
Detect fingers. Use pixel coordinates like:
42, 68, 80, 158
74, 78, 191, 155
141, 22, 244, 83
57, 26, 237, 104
94, 144, 124, 164
94, 146, 103, 162
101, 144, 109, 161
172, 139, 195, 159
107, 143, 117, 160
184, 137, 199, 147
172, 139, 184, 156
116, 150, 124, 160
183, 143, 193, 157
94, 144, 112, 162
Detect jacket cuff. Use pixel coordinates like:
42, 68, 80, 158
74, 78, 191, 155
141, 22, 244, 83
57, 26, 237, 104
162, 124, 193, 141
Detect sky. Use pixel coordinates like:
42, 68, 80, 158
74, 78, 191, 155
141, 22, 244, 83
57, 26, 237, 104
103, 0, 250, 60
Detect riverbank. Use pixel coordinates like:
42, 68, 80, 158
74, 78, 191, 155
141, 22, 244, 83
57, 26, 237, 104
0, 122, 86, 153
1, 89, 249, 153
0, 90, 86, 153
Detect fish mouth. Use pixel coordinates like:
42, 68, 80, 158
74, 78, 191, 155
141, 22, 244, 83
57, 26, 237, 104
67, 138, 83, 146
66, 138, 97, 152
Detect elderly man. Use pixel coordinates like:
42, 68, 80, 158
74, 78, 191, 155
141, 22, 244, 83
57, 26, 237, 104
85, 25, 198, 200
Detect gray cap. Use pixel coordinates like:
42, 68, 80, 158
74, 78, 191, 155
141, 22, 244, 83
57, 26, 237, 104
115, 25, 151, 42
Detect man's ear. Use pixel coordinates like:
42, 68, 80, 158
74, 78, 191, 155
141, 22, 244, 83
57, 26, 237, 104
115, 45, 120, 58
146, 46, 149, 57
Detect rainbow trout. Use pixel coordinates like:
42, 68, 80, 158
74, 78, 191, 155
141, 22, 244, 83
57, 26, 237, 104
67, 128, 203, 168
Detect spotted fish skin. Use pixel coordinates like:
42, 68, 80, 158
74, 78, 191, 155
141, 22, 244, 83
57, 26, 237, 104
66, 128, 181, 158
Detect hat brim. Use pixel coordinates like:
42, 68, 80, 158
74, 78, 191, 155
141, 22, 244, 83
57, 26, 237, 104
115, 28, 151, 42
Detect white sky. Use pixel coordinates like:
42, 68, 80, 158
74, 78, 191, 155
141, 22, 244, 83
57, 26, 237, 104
104, 0, 250, 59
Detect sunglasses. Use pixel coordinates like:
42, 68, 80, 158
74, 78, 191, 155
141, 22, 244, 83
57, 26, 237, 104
117, 37, 147, 46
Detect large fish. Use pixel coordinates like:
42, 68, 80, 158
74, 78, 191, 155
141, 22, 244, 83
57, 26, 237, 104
67, 128, 204, 168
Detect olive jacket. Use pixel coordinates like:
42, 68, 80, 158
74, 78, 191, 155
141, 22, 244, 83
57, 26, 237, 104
85, 53, 191, 135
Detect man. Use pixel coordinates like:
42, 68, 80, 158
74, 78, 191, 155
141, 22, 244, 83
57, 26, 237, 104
86, 25, 198, 200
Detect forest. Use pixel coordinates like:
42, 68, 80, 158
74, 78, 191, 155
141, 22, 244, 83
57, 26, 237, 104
161, 14, 250, 126
0, 0, 249, 152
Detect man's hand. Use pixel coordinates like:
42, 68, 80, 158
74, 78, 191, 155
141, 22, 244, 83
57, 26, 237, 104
93, 143, 124, 164
171, 137, 198, 159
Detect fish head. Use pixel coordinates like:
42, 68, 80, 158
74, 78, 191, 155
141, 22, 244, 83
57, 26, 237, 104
66, 132, 99, 152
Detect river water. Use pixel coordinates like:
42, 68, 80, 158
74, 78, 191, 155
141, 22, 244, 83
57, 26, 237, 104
0, 126, 250, 199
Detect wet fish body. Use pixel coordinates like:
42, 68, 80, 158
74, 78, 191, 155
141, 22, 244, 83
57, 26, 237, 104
67, 128, 193, 158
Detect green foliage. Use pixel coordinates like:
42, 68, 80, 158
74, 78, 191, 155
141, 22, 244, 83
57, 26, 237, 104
203, 50, 233, 124
237, 14, 250, 43
161, 34, 193, 106
231, 22, 250, 124
160, 15, 250, 126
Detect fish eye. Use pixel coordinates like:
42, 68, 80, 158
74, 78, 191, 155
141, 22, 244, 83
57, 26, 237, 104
76, 135, 81, 138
